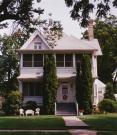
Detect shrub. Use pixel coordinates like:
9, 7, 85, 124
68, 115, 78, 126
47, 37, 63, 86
24, 101, 38, 111
98, 99, 117, 113
104, 82, 115, 101
3, 91, 22, 115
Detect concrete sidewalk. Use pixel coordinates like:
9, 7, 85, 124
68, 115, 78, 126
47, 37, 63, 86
63, 116, 88, 127
69, 129, 97, 135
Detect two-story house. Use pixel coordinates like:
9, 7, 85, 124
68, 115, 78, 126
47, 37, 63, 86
17, 20, 105, 114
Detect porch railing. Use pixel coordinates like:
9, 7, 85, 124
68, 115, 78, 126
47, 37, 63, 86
75, 102, 79, 116
55, 102, 56, 115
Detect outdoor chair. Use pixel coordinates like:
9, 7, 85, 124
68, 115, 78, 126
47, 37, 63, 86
19, 108, 24, 116
35, 108, 40, 115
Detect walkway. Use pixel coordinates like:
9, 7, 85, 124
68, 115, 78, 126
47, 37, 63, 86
63, 116, 88, 127
63, 116, 97, 135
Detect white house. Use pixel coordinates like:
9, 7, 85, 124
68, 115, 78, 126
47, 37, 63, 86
17, 20, 105, 114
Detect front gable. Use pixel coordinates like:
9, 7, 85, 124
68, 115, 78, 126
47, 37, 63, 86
20, 30, 51, 50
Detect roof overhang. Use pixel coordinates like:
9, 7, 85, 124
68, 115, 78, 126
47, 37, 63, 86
17, 73, 76, 81
17, 74, 42, 81
17, 49, 96, 54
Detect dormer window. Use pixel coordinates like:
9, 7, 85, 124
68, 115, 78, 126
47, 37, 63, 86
34, 42, 42, 49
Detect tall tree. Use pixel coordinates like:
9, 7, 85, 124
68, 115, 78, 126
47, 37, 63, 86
76, 54, 93, 114
42, 19, 62, 114
0, 35, 20, 95
65, 0, 117, 27
0, 0, 44, 29
43, 54, 58, 114
82, 15, 117, 83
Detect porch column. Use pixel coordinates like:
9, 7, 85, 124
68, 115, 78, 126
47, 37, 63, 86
73, 53, 76, 67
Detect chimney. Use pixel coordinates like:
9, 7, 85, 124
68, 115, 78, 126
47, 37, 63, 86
88, 19, 94, 40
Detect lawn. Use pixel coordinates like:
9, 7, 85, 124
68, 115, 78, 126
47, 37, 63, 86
0, 115, 66, 130
80, 113, 117, 131
97, 132, 117, 135
0, 132, 70, 135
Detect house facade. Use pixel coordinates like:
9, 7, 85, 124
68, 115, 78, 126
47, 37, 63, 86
17, 20, 105, 110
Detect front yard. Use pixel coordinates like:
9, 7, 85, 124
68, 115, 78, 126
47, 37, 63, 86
0, 115, 66, 130
0, 114, 117, 135
80, 113, 117, 131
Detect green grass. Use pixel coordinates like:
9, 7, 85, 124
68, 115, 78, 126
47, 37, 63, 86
80, 113, 117, 131
0, 115, 66, 130
97, 132, 117, 135
0, 132, 70, 135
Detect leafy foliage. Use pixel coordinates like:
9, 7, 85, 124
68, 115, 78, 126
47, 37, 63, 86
98, 99, 117, 113
104, 82, 116, 101
43, 54, 58, 114
24, 101, 38, 111
76, 54, 93, 114
3, 91, 22, 115
82, 15, 117, 84
65, 0, 117, 27
0, 35, 21, 95
0, 0, 44, 29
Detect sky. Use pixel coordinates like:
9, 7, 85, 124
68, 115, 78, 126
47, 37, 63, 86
39, 0, 85, 38
0, 0, 117, 39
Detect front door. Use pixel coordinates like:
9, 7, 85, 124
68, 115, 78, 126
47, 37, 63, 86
61, 83, 69, 102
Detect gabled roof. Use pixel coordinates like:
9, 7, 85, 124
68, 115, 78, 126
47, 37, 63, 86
54, 34, 102, 55
20, 29, 51, 50
19, 29, 102, 56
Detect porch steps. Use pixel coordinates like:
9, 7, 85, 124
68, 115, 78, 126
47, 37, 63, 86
56, 103, 77, 116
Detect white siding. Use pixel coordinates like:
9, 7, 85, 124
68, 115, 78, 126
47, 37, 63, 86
25, 36, 49, 50
92, 54, 97, 78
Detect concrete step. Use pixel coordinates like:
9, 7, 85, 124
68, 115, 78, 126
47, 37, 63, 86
56, 103, 77, 116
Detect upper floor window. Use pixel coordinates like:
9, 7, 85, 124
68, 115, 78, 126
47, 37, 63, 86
34, 42, 42, 49
23, 54, 43, 67
23, 54, 32, 67
34, 54, 43, 67
65, 54, 73, 67
56, 54, 64, 67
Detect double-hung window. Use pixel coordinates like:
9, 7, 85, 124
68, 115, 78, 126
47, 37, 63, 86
56, 54, 64, 67
34, 54, 43, 67
23, 54, 32, 67
65, 54, 73, 67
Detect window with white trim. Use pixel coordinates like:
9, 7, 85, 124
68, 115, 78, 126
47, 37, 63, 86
34, 42, 42, 49
23, 82, 42, 96
62, 84, 69, 95
23, 54, 32, 67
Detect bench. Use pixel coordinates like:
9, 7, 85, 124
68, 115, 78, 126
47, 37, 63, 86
25, 109, 34, 116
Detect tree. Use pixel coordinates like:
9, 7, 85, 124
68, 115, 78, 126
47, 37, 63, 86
40, 18, 63, 48
104, 82, 116, 101
82, 15, 117, 83
76, 54, 93, 114
43, 54, 58, 114
42, 18, 62, 114
3, 91, 22, 115
0, 35, 20, 95
0, 0, 44, 29
65, 0, 117, 27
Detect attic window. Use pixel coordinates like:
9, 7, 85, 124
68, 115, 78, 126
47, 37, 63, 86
34, 42, 42, 49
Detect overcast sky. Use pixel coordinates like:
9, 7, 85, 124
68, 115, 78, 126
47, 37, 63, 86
39, 0, 85, 38
0, 0, 117, 39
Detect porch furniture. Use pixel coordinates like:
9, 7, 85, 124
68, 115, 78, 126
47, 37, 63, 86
25, 109, 34, 116
19, 108, 24, 116
35, 108, 40, 115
